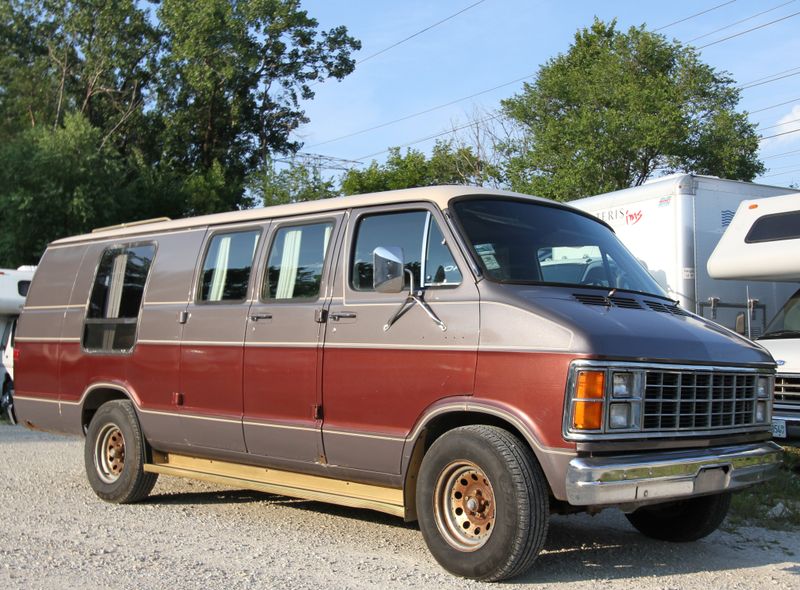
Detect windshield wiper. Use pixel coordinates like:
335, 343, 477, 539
759, 329, 800, 339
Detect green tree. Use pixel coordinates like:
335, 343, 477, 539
248, 159, 338, 206
340, 141, 491, 195
156, 0, 360, 213
500, 19, 764, 201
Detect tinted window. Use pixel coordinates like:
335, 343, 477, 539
452, 199, 665, 296
84, 244, 155, 352
745, 211, 800, 243
199, 230, 260, 302
352, 211, 461, 291
17, 280, 30, 297
264, 222, 333, 301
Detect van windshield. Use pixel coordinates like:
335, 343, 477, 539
761, 288, 800, 339
451, 197, 667, 297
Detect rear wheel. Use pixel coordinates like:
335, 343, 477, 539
84, 400, 157, 503
416, 425, 549, 581
625, 492, 731, 542
1, 379, 15, 424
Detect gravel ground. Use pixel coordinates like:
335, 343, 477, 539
1, 424, 798, 590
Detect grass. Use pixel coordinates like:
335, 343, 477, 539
729, 445, 800, 529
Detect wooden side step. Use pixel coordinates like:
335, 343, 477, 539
144, 451, 406, 517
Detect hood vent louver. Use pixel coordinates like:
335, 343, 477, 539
573, 293, 689, 316
644, 300, 690, 316
573, 294, 643, 309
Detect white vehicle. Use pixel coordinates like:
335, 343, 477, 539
708, 192, 800, 440
1, 267, 35, 422
571, 174, 800, 336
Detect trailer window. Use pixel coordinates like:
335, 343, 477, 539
745, 211, 800, 243
263, 222, 333, 301
83, 244, 156, 353
199, 230, 260, 302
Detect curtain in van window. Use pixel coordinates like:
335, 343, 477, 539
275, 230, 302, 299
209, 236, 231, 302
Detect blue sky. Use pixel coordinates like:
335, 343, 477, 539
292, 0, 800, 187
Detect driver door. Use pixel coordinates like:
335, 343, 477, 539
321, 203, 479, 475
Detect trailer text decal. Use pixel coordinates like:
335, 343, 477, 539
596, 208, 643, 226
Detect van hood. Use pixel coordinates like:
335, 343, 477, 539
479, 284, 774, 367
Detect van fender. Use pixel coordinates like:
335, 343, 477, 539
71, 381, 143, 433
400, 397, 576, 517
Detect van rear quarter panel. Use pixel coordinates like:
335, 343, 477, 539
16, 244, 88, 432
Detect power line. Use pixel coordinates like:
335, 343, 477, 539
698, 9, 800, 48
307, 72, 535, 149
356, 0, 488, 65
740, 70, 800, 90
758, 117, 800, 132
739, 65, 800, 88
761, 166, 800, 178
654, 0, 736, 31
355, 112, 503, 161
750, 97, 800, 114
762, 147, 800, 159
759, 127, 800, 141
686, 0, 796, 42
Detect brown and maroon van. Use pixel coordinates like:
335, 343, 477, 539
13, 186, 781, 581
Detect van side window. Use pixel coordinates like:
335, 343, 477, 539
352, 211, 461, 291
263, 222, 333, 301
83, 244, 155, 352
199, 230, 260, 302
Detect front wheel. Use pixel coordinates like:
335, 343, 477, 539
416, 425, 549, 581
84, 400, 158, 503
625, 492, 732, 542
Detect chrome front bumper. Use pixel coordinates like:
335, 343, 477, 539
566, 442, 782, 507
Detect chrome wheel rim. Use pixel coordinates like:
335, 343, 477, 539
94, 423, 125, 484
433, 461, 496, 551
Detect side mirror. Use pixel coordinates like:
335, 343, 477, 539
735, 312, 746, 335
373, 246, 405, 293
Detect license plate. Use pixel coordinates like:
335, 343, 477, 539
772, 419, 787, 439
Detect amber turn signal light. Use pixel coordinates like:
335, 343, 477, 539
576, 370, 605, 399
573, 401, 603, 430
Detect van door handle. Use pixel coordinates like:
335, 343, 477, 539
249, 313, 273, 322
329, 311, 357, 321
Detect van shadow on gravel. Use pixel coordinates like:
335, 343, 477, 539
144, 485, 797, 584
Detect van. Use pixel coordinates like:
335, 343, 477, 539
14, 186, 781, 581
1, 266, 35, 422
708, 192, 800, 440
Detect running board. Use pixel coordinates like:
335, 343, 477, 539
144, 451, 405, 517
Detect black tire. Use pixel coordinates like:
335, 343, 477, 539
1, 379, 16, 424
84, 400, 158, 503
416, 425, 549, 581
625, 492, 732, 542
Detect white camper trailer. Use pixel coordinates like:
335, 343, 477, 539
708, 192, 800, 439
571, 174, 800, 336
1, 267, 35, 422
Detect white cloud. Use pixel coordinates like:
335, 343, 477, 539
762, 104, 800, 147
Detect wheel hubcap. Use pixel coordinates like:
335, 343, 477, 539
433, 461, 496, 551
95, 424, 125, 484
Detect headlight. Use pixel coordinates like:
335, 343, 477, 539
609, 403, 632, 429
757, 376, 771, 399
612, 372, 635, 398
756, 401, 768, 423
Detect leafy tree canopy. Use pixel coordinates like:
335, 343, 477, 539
341, 141, 491, 195
0, 0, 360, 265
500, 19, 764, 201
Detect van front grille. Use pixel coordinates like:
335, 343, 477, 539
643, 370, 758, 431
775, 375, 800, 411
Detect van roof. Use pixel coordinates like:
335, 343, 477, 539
51, 185, 561, 246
